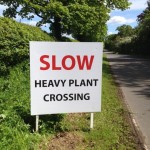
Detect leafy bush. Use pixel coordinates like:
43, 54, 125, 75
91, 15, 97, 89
0, 61, 65, 149
105, 34, 133, 54
115, 37, 133, 54
0, 17, 54, 75
105, 24, 136, 54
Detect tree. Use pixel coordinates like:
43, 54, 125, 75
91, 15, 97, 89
134, 1, 150, 55
116, 25, 135, 37
0, 0, 131, 41
105, 34, 117, 50
137, 0, 150, 23
105, 25, 135, 53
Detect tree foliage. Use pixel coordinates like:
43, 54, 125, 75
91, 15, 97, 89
137, 0, 150, 23
116, 25, 135, 37
105, 25, 135, 53
0, 0, 130, 41
135, 7, 150, 54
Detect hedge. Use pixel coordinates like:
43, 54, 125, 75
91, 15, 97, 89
0, 17, 54, 75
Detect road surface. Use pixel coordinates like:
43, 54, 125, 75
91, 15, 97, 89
106, 52, 150, 150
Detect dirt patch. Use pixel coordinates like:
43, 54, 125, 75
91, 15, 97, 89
38, 113, 90, 150
42, 132, 85, 150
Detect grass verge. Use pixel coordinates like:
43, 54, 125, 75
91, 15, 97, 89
40, 55, 138, 149
0, 56, 138, 149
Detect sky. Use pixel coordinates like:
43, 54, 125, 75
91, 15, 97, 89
0, 0, 148, 36
107, 0, 148, 34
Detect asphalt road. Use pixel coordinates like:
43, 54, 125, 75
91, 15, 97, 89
106, 52, 150, 150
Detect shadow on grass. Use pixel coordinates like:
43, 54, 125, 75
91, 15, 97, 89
14, 105, 65, 133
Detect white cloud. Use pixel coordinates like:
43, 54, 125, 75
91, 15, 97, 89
22, 20, 37, 26
0, 5, 8, 10
40, 23, 50, 32
107, 31, 118, 35
14, 15, 22, 21
0, 11, 3, 16
108, 32, 113, 35
107, 16, 136, 24
41, 23, 49, 28
63, 34, 74, 39
129, 0, 147, 10
0, 4, 8, 16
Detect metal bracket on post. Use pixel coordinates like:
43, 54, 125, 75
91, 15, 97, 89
90, 113, 94, 129
36, 115, 39, 132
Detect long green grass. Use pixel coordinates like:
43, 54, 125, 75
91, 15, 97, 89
82, 56, 137, 149
0, 56, 137, 149
57, 56, 137, 150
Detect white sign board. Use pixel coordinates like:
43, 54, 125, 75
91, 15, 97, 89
30, 42, 103, 115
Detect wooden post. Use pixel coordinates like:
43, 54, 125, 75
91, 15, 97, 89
90, 113, 94, 129
36, 115, 39, 132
